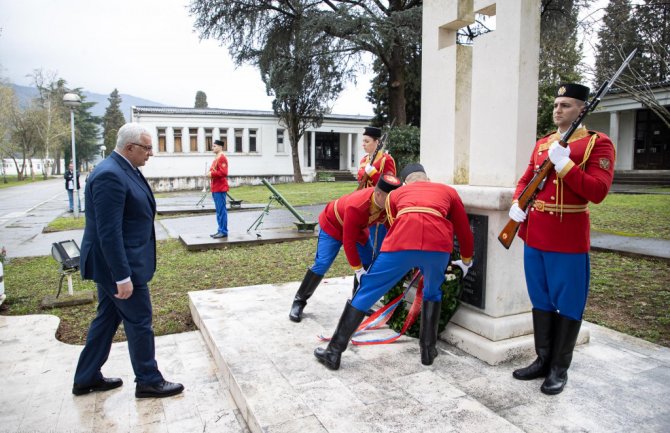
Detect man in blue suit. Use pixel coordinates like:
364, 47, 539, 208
72, 123, 184, 398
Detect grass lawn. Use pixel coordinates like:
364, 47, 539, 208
589, 193, 670, 239
0, 175, 54, 189
5, 181, 668, 348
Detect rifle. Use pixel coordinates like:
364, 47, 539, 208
498, 49, 637, 249
357, 119, 396, 190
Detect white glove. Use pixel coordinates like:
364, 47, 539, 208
364, 164, 377, 175
451, 260, 473, 278
354, 267, 367, 283
548, 141, 571, 172
509, 203, 527, 223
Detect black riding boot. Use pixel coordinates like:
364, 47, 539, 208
289, 269, 323, 322
513, 309, 556, 380
541, 314, 582, 395
419, 300, 442, 366
314, 301, 366, 370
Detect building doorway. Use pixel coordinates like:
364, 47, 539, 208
634, 107, 670, 170
315, 132, 340, 170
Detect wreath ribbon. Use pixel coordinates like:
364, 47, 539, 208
318, 270, 424, 345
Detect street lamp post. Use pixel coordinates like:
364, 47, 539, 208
63, 93, 82, 218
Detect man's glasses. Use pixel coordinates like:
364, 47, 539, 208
129, 142, 153, 152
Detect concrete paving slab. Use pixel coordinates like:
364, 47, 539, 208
189, 278, 670, 433
180, 229, 318, 251
591, 232, 670, 261
0, 314, 250, 433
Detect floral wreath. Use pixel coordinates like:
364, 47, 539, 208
380, 256, 464, 338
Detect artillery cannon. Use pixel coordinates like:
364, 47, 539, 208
247, 179, 318, 234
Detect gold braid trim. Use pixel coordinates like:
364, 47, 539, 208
396, 207, 443, 218
557, 132, 598, 220
385, 192, 395, 226
333, 199, 343, 226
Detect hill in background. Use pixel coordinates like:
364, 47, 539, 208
10, 84, 165, 121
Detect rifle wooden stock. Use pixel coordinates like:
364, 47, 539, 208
497, 159, 554, 249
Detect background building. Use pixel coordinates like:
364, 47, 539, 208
131, 106, 371, 191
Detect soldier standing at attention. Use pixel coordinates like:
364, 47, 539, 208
209, 139, 229, 239
357, 126, 397, 254
509, 83, 616, 395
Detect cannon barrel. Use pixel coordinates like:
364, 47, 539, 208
261, 179, 307, 223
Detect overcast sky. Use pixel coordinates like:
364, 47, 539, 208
1, 1, 611, 115
0, 0, 375, 115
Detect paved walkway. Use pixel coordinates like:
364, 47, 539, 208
0, 183, 668, 433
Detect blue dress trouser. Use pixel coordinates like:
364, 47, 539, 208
212, 192, 228, 235
310, 230, 373, 276
368, 223, 387, 257
351, 250, 451, 312
74, 282, 163, 386
524, 244, 590, 321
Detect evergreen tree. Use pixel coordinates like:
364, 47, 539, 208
631, 1, 669, 83
102, 89, 126, 157
63, 91, 100, 168
537, 0, 584, 136
194, 90, 208, 108
594, 0, 641, 86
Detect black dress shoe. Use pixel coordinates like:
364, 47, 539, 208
209, 233, 218, 238
72, 377, 123, 396
135, 380, 184, 398
212, 233, 227, 239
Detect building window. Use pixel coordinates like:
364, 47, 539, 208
249, 129, 258, 153
205, 128, 213, 152
235, 128, 243, 153
189, 128, 198, 152
174, 129, 182, 153
157, 128, 166, 152
277, 129, 285, 153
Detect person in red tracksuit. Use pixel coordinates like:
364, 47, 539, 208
314, 164, 474, 370
289, 174, 402, 323
209, 139, 229, 238
508, 83, 616, 395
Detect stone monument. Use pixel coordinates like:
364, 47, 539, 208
421, 0, 588, 365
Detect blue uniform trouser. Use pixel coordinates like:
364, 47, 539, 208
310, 230, 373, 276
524, 244, 590, 321
212, 192, 228, 235
74, 282, 163, 386
351, 250, 451, 312
368, 223, 387, 257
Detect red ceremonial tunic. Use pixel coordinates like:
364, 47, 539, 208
381, 182, 474, 260
318, 188, 387, 269
514, 127, 615, 253
210, 154, 229, 192
357, 151, 396, 188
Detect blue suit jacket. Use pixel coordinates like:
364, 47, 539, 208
80, 151, 156, 286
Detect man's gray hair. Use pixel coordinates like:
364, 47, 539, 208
116, 123, 151, 150
405, 171, 429, 184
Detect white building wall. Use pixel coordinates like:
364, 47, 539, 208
131, 107, 370, 190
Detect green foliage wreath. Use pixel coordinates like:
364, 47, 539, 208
380, 262, 463, 338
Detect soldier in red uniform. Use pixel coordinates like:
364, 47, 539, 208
289, 174, 402, 323
314, 164, 474, 370
357, 126, 397, 253
209, 139, 229, 238
509, 83, 616, 395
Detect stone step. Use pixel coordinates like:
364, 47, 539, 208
188, 278, 526, 433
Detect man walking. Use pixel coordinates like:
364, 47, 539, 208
73, 123, 184, 398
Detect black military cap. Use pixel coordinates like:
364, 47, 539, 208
363, 126, 382, 139
376, 174, 402, 193
213, 139, 225, 146
556, 83, 590, 102
399, 163, 425, 183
